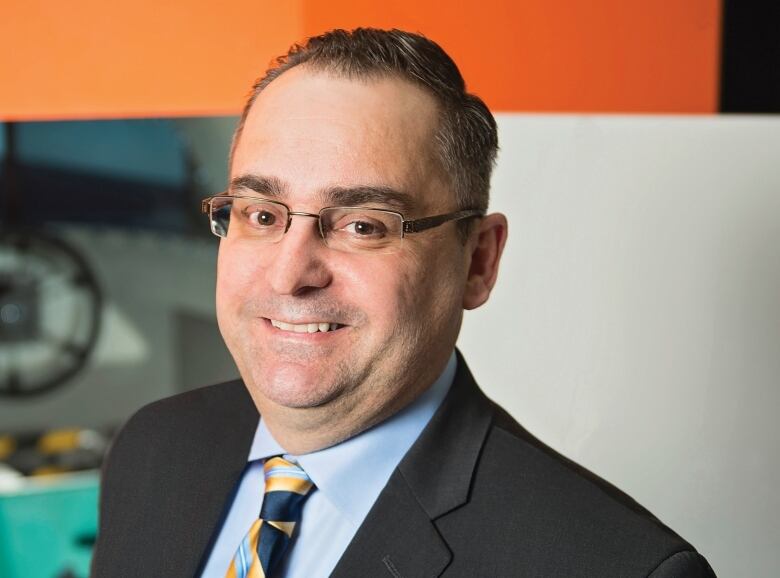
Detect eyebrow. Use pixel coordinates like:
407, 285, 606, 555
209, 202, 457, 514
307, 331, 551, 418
229, 174, 287, 198
323, 186, 415, 213
229, 174, 416, 213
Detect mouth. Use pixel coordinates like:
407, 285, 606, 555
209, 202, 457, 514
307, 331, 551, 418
266, 318, 346, 334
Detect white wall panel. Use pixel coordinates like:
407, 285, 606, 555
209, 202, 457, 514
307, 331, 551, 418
458, 114, 780, 577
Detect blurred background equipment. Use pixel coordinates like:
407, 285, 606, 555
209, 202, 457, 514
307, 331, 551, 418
0, 117, 239, 429
0, 231, 102, 398
0, 469, 98, 578
0, 116, 239, 578
0, 425, 108, 578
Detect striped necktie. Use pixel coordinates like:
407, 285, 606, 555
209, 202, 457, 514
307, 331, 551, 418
225, 456, 314, 578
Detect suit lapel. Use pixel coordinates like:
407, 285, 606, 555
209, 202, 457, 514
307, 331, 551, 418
330, 469, 452, 578
159, 380, 259, 577
332, 352, 494, 578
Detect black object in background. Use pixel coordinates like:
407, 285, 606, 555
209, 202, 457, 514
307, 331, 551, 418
720, 1, 780, 113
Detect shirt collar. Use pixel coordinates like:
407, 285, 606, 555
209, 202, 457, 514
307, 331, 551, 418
247, 351, 457, 525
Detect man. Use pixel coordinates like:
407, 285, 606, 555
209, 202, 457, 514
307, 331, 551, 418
92, 29, 715, 577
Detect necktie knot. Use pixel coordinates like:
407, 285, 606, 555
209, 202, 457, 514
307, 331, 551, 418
263, 456, 313, 492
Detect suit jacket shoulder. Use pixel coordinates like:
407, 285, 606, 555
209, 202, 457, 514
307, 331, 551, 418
331, 352, 716, 577
91, 380, 259, 578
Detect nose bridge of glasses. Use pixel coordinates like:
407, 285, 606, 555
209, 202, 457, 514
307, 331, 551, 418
286, 210, 324, 236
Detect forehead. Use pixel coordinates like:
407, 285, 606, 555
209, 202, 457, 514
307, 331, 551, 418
231, 67, 445, 209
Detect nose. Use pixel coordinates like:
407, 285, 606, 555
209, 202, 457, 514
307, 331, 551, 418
265, 214, 332, 296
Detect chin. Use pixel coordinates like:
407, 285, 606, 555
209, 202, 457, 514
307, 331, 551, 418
249, 361, 345, 410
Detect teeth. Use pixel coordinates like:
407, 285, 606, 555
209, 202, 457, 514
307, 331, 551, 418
270, 319, 340, 333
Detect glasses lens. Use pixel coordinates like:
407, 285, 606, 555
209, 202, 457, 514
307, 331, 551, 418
208, 197, 231, 237
210, 197, 288, 240
320, 207, 403, 252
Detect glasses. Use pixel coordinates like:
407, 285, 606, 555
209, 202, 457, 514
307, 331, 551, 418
201, 194, 483, 253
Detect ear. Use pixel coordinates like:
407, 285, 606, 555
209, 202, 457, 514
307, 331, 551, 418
462, 213, 508, 310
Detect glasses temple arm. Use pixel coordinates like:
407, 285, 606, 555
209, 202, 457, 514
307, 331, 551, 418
403, 209, 483, 233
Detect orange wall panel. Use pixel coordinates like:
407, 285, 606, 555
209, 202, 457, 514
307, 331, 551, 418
303, 0, 721, 113
0, 1, 720, 119
0, 0, 303, 120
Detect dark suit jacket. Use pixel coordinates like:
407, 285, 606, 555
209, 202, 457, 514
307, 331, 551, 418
92, 353, 715, 577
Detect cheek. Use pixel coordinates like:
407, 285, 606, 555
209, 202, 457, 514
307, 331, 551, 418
333, 254, 406, 318
216, 242, 260, 314
363, 249, 433, 327
414, 247, 466, 319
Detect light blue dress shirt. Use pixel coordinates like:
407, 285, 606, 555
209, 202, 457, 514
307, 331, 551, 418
199, 351, 456, 578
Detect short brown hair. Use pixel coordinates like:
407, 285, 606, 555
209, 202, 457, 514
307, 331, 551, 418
232, 28, 498, 215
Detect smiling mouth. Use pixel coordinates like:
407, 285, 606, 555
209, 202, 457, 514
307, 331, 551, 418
267, 318, 345, 333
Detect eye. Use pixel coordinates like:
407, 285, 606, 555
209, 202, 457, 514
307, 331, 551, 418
338, 217, 390, 238
321, 208, 401, 248
344, 220, 384, 236
246, 209, 277, 227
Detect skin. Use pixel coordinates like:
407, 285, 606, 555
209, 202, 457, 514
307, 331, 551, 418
217, 66, 507, 454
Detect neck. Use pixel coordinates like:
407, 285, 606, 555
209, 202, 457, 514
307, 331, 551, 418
253, 353, 454, 455
256, 381, 423, 454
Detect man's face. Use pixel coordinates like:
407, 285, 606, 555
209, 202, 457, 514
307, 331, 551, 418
217, 67, 471, 437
